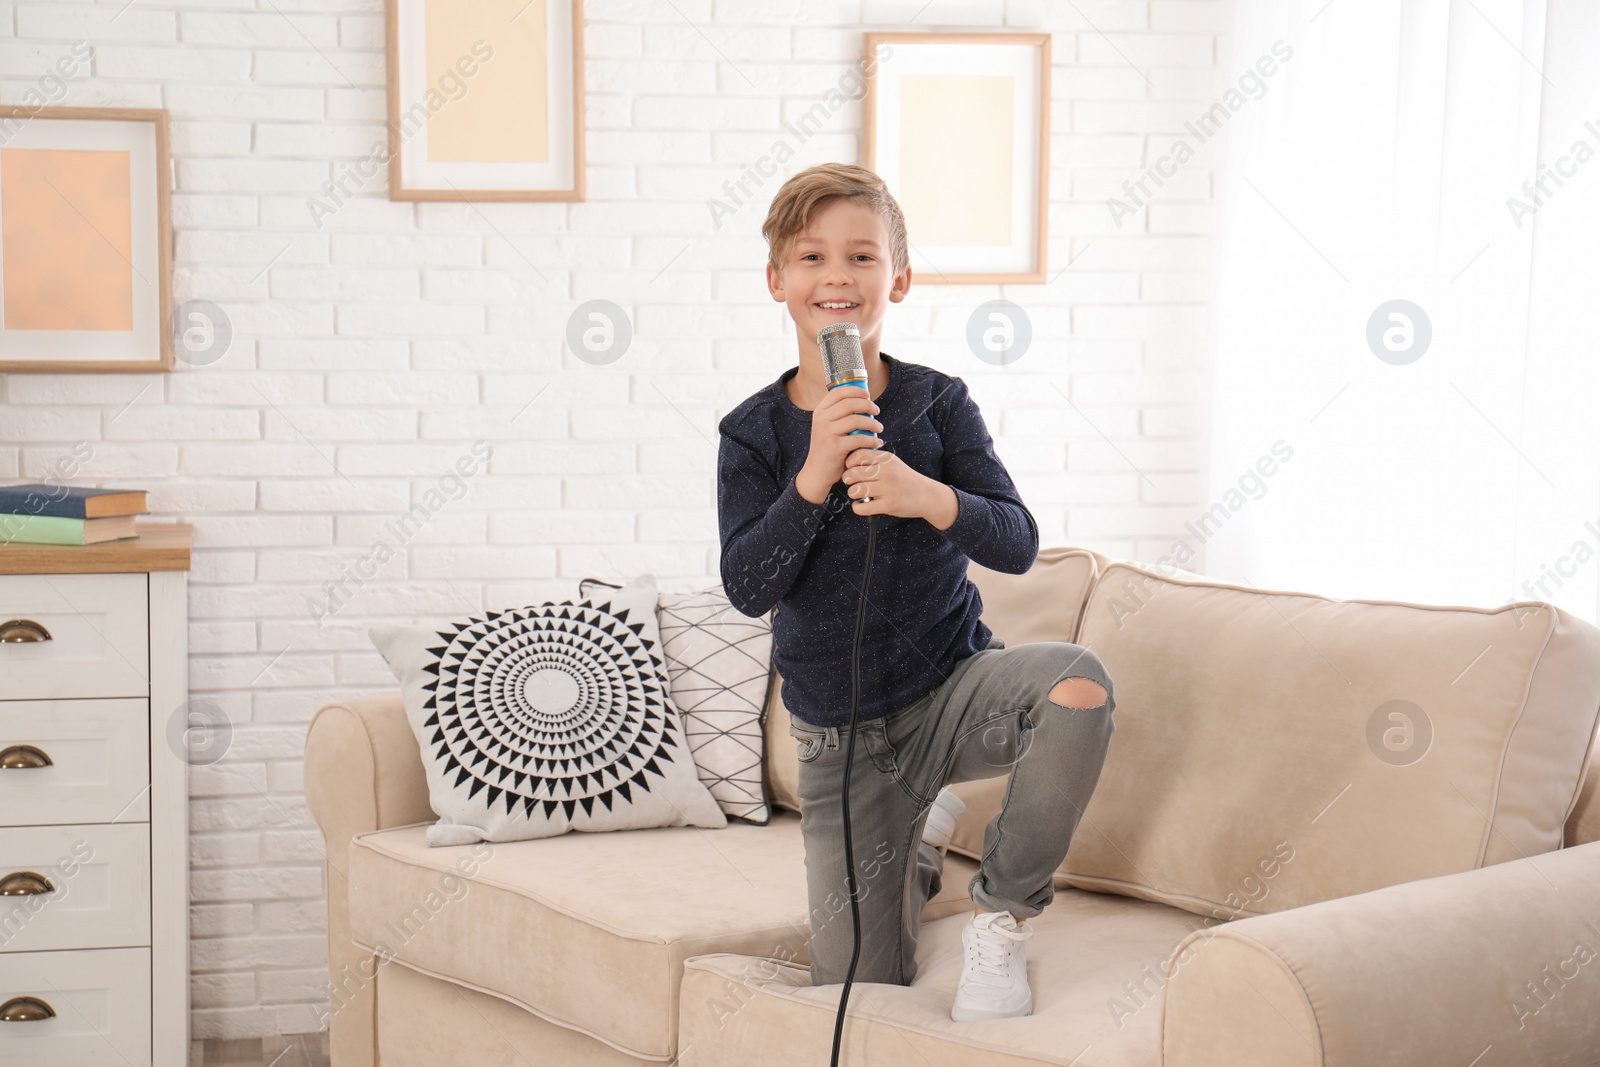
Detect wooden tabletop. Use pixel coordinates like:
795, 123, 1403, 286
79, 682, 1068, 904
0, 522, 192, 574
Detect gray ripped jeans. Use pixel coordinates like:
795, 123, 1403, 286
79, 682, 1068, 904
786, 638, 1117, 988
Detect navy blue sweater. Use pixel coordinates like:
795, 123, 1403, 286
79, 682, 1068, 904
717, 352, 1039, 728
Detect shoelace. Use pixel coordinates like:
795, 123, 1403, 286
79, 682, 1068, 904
966, 915, 1033, 982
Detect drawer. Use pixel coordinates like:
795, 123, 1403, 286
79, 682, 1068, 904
0, 823, 150, 953
0, 946, 150, 1064
0, 573, 149, 701
0, 700, 150, 825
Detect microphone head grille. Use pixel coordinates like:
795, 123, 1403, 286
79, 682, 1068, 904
816, 322, 865, 388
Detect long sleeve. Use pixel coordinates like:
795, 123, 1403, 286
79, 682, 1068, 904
716, 423, 831, 618
934, 376, 1039, 575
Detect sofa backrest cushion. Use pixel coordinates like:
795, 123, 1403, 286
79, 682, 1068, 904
1566, 722, 1600, 847
1060, 561, 1600, 921
761, 546, 1110, 815
964, 545, 1112, 647
762, 666, 803, 815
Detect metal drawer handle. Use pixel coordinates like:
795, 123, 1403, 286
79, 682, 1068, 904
0, 744, 53, 769
0, 618, 51, 643
0, 996, 56, 1022
0, 871, 54, 896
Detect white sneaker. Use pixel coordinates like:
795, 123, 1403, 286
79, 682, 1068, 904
951, 909, 1036, 1021
922, 788, 966, 852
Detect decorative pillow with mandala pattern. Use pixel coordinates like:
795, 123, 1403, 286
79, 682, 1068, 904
370, 573, 726, 846
580, 578, 775, 825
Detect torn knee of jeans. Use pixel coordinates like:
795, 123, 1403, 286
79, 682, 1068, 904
1047, 676, 1109, 709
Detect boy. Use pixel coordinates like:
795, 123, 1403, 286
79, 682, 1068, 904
716, 162, 1118, 1022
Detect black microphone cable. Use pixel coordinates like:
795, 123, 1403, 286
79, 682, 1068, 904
830, 509, 876, 1067
813, 319, 879, 1065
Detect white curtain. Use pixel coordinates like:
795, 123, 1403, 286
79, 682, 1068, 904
1202, 0, 1600, 621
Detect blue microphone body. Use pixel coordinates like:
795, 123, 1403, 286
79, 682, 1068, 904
817, 322, 877, 438
817, 321, 878, 504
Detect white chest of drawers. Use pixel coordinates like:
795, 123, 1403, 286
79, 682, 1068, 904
0, 524, 191, 1066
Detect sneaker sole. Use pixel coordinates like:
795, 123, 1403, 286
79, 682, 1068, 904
950, 992, 1033, 1022
922, 811, 959, 850
922, 792, 966, 850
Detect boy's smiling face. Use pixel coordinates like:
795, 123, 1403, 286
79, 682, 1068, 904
766, 197, 911, 356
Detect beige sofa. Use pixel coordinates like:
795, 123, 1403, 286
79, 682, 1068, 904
306, 547, 1600, 1066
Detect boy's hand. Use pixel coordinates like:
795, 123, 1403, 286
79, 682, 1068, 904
796, 384, 882, 503
841, 447, 943, 520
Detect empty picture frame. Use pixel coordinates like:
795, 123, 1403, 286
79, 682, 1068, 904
0, 106, 173, 373
864, 32, 1051, 284
386, 0, 585, 201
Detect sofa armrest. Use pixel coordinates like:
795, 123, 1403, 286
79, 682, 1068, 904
303, 693, 434, 1067
305, 692, 432, 842
1161, 841, 1600, 1067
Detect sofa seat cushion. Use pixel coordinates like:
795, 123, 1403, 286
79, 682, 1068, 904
376, 961, 655, 1067
346, 810, 979, 1061
678, 887, 1202, 1067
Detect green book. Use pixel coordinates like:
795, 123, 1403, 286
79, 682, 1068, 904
0, 512, 140, 545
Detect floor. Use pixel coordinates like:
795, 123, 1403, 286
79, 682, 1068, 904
189, 1033, 329, 1067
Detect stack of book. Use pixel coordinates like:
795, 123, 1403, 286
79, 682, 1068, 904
0, 484, 149, 545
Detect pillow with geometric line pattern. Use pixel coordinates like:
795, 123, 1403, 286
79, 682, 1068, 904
581, 578, 775, 825
370, 572, 726, 846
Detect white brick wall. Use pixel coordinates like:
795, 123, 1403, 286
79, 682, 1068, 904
0, 0, 1229, 1040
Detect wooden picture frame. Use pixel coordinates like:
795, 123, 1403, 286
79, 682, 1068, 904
863, 32, 1051, 284
0, 105, 173, 373
385, 0, 585, 201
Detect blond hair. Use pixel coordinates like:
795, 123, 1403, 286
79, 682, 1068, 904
761, 163, 909, 277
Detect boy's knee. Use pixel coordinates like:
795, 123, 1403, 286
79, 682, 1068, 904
1048, 677, 1108, 709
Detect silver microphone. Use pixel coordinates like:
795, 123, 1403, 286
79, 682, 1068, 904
817, 321, 866, 395
817, 322, 876, 503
